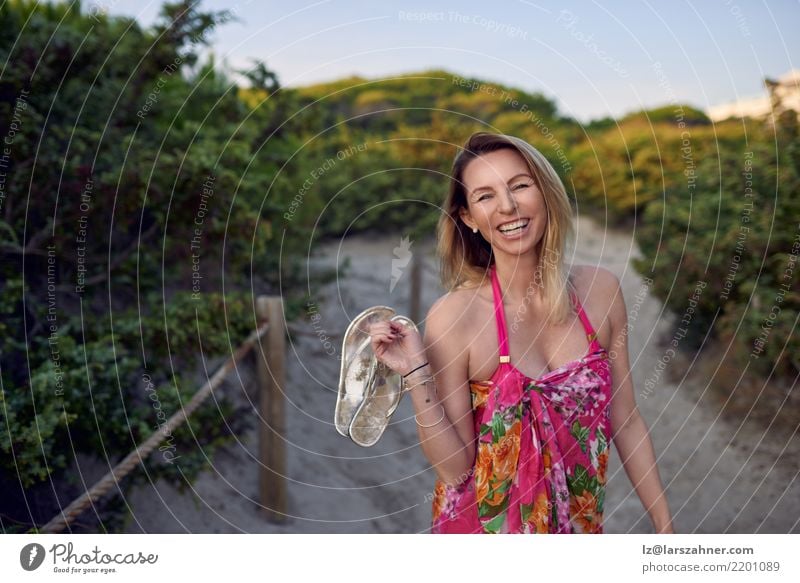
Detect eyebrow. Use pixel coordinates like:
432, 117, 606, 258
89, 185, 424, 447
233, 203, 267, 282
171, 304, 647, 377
469, 173, 533, 198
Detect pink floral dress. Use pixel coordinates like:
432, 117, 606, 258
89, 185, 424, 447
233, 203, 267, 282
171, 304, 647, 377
431, 264, 612, 534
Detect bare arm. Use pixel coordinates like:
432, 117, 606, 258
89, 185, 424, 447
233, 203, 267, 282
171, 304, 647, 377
603, 268, 674, 533
408, 296, 477, 487
370, 294, 476, 487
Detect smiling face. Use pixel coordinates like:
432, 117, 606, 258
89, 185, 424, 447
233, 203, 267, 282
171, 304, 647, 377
458, 148, 547, 257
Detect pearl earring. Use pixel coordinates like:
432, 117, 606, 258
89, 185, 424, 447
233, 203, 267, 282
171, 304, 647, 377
472, 227, 478, 233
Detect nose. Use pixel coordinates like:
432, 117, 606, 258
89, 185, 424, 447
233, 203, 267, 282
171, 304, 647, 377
498, 187, 518, 214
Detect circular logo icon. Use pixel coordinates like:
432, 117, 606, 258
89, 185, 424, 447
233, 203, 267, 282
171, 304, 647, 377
19, 543, 46, 571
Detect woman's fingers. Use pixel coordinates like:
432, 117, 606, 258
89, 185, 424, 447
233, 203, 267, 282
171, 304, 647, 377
369, 325, 397, 352
365, 319, 412, 374
388, 321, 407, 336
369, 320, 399, 341
368, 320, 391, 335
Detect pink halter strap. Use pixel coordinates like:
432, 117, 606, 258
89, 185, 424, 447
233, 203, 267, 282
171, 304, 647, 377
489, 264, 511, 360
489, 264, 597, 363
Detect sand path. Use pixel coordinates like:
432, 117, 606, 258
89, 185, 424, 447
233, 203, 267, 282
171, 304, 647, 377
123, 216, 799, 533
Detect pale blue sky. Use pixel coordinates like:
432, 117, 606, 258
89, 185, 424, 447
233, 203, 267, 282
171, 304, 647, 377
100, 0, 799, 122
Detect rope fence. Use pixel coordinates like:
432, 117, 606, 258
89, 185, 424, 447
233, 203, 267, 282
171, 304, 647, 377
40, 296, 286, 533
40, 266, 433, 533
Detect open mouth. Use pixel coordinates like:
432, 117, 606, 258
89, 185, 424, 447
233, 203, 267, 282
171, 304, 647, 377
497, 218, 530, 235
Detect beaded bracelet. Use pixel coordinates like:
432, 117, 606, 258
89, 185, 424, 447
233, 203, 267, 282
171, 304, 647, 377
414, 404, 445, 428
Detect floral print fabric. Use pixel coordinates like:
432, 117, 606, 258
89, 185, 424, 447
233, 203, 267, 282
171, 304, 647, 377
431, 265, 612, 534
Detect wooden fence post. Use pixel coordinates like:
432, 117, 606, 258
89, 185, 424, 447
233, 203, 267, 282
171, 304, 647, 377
255, 296, 288, 523
410, 251, 422, 324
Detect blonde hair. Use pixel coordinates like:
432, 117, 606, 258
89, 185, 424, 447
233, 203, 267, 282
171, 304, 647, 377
436, 132, 577, 324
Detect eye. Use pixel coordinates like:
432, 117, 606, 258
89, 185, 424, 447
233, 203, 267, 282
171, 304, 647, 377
476, 192, 491, 201
513, 183, 531, 191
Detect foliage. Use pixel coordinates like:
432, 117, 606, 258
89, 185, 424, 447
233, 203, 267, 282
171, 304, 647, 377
0, 0, 319, 532
632, 119, 800, 379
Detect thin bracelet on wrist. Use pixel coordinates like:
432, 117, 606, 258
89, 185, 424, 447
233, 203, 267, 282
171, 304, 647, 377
402, 361, 430, 378
414, 404, 445, 428
401, 375, 437, 403
401, 375, 434, 392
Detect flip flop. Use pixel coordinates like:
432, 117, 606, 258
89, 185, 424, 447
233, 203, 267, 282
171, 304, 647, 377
348, 314, 420, 448
334, 306, 396, 437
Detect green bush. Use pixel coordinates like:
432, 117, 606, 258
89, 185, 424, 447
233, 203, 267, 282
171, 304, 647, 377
633, 125, 800, 379
0, 0, 318, 532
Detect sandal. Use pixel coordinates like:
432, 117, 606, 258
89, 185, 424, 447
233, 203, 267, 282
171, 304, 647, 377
334, 306, 396, 437
348, 314, 419, 447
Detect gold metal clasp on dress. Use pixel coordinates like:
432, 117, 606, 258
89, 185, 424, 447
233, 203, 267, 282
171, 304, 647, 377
499, 355, 510, 363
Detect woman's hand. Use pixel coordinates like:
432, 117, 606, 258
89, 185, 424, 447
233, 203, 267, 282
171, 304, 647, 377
368, 319, 426, 376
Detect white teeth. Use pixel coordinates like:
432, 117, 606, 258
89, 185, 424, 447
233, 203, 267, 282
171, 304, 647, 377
498, 219, 529, 232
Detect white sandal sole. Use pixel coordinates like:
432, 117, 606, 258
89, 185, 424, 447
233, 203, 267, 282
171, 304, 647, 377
334, 306, 396, 437
348, 314, 419, 447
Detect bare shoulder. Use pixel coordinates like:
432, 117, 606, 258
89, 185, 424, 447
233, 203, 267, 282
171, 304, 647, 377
424, 285, 486, 337
571, 264, 620, 294
572, 265, 619, 292
570, 264, 624, 333
421, 288, 482, 389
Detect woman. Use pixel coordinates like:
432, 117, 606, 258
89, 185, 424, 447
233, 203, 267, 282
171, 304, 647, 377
369, 132, 673, 534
